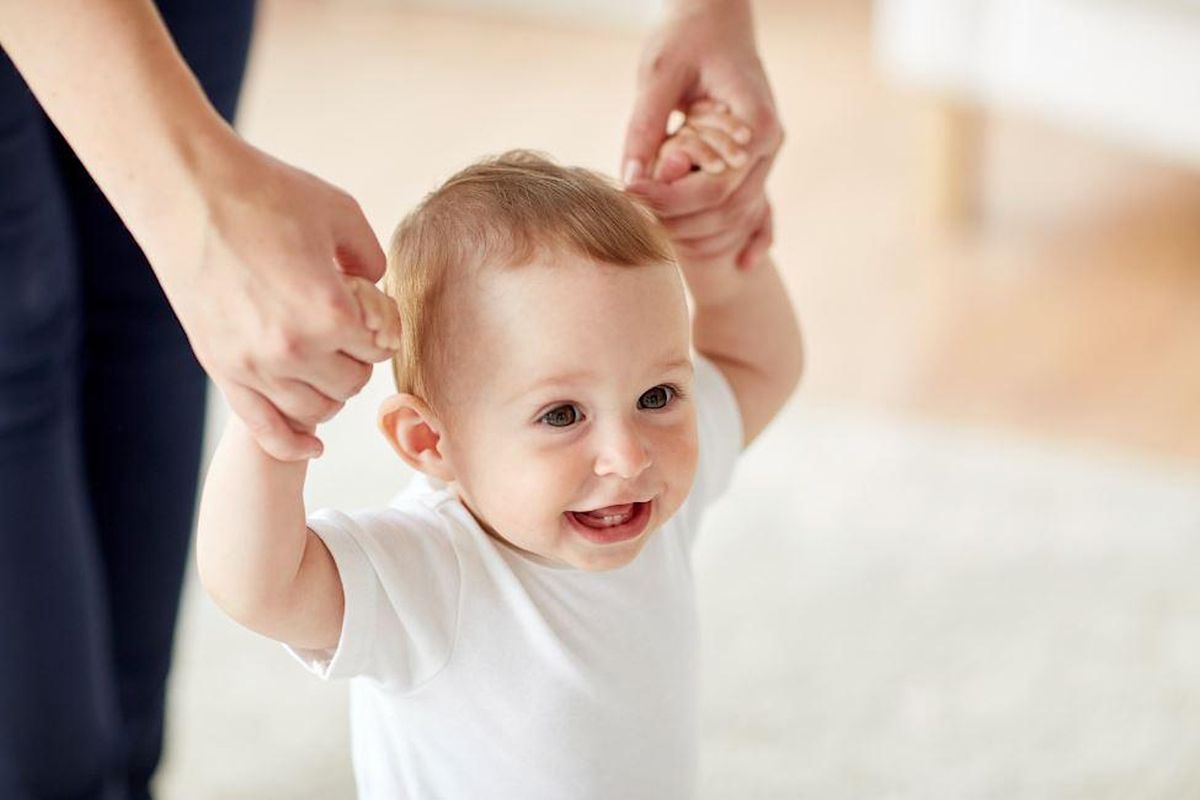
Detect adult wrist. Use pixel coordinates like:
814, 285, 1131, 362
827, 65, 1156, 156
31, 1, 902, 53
125, 106, 243, 275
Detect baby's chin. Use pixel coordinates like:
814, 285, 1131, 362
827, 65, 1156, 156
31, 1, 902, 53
567, 538, 653, 571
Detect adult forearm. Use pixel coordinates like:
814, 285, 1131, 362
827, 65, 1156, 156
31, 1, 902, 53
196, 420, 312, 625
0, 0, 233, 262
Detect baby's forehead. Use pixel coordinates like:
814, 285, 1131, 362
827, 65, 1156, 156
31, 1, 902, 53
437, 256, 691, 395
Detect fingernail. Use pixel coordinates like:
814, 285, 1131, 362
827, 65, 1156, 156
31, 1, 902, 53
704, 160, 727, 174
734, 127, 752, 145
622, 159, 644, 186
729, 149, 748, 167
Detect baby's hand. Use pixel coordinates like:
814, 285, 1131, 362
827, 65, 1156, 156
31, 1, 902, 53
650, 100, 752, 183
343, 276, 402, 352
648, 103, 762, 303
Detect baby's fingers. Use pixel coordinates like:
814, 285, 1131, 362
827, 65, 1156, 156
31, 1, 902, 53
690, 124, 749, 169
344, 276, 401, 350
372, 294, 402, 351
654, 128, 727, 180
686, 100, 753, 145
345, 276, 383, 330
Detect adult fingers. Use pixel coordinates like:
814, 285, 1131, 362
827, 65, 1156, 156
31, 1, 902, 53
675, 226, 748, 261
621, 56, 692, 185
339, 328, 395, 366
719, 68, 785, 162
331, 192, 386, 281
311, 279, 394, 366
261, 377, 348, 428
294, 350, 374, 402
672, 196, 768, 259
625, 170, 734, 219
223, 381, 323, 461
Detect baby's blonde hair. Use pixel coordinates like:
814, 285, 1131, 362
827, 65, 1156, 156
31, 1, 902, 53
384, 150, 674, 406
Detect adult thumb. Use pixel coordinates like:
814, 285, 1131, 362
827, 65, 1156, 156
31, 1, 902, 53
621, 63, 691, 185
332, 195, 386, 282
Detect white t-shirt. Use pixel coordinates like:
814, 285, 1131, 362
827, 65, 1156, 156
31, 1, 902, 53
289, 355, 743, 799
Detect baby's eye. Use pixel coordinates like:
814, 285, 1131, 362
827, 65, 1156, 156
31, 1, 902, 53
638, 385, 674, 410
541, 404, 580, 428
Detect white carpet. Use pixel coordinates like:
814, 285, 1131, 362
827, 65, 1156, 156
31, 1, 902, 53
156, 388, 1200, 798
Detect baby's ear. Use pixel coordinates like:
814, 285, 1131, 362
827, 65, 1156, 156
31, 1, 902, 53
377, 394, 455, 482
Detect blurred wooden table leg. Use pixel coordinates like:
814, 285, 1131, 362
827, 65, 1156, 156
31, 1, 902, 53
923, 97, 984, 229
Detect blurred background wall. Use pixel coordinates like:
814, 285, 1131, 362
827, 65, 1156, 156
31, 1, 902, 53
157, 1, 1200, 797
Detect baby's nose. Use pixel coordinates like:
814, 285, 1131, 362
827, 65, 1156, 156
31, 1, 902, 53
593, 422, 652, 480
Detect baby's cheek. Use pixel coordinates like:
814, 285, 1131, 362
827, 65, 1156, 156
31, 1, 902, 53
663, 423, 699, 494
489, 445, 578, 522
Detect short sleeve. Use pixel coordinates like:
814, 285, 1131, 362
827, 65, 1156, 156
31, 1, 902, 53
677, 354, 744, 545
285, 505, 461, 693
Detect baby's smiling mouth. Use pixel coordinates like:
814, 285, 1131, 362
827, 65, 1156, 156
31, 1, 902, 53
564, 499, 655, 544
571, 503, 638, 528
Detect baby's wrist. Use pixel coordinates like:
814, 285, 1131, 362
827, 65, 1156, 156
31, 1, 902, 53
227, 414, 317, 470
677, 263, 746, 311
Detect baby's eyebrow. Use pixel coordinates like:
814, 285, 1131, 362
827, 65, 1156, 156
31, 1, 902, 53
658, 357, 694, 375
521, 369, 596, 398
515, 357, 694, 403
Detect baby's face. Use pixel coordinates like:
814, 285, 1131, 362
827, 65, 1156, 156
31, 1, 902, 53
436, 255, 698, 571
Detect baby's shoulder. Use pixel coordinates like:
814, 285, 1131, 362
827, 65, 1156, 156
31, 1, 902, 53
309, 485, 463, 569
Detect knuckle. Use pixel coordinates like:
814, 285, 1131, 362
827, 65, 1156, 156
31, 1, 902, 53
319, 288, 360, 330
268, 329, 304, 364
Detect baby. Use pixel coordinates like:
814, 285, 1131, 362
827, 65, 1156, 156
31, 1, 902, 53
196, 104, 803, 798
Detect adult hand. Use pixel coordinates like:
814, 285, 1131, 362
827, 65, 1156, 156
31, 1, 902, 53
150, 136, 394, 462
1, 1, 393, 462
622, 0, 783, 269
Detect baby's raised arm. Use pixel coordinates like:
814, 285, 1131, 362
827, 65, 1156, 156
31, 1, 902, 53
646, 105, 804, 446
195, 277, 400, 650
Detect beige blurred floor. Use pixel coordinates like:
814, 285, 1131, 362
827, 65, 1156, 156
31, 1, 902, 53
156, 1, 1200, 797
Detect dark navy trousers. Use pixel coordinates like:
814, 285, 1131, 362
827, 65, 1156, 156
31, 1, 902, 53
0, 2, 255, 797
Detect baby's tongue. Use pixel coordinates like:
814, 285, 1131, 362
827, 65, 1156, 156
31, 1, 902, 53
584, 503, 634, 518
